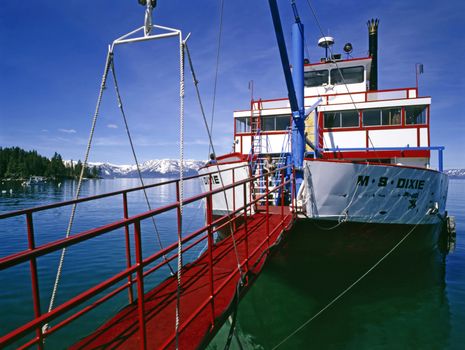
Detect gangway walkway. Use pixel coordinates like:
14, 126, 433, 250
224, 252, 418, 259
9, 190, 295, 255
0, 164, 295, 350
72, 207, 293, 349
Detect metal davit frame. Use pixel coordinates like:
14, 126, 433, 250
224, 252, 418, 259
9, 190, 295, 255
0, 165, 295, 349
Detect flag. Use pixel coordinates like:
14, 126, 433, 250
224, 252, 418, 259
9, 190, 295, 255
416, 63, 424, 75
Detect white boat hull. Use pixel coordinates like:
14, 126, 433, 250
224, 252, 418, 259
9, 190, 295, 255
198, 162, 253, 216
303, 160, 448, 225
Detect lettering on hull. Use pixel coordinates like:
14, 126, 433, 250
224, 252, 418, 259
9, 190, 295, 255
357, 175, 425, 190
203, 175, 220, 185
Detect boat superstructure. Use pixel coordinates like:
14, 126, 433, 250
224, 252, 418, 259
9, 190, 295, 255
201, 3, 448, 229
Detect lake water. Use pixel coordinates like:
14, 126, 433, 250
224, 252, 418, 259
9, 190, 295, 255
208, 179, 465, 350
0, 179, 464, 349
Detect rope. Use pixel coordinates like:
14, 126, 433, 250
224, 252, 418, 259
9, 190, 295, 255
109, 54, 176, 276
175, 36, 185, 350
43, 50, 113, 333
224, 282, 244, 350
208, 0, 225, 155
304, 0, 383, 163
271, 208, 431, 349
306, 163, 366, 231
185, 43, 244, 278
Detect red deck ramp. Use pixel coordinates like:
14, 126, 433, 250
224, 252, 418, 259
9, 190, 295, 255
71, 209, 293, 349
0, 166, 295, 349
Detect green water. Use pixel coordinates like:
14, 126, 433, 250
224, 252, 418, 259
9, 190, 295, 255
1, 180, 463, 349
208, 180, 465, 350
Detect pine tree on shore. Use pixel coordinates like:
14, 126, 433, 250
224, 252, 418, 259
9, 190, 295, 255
0, 147, 100, 180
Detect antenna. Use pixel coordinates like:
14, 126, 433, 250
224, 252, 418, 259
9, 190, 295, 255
318, 36, 334, 60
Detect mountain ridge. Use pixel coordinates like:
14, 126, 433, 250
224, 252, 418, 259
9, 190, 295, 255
85, 159, 205, 178
444, 168, 465, 179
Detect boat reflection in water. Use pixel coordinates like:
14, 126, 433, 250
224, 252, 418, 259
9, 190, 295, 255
208, 222, 450, 349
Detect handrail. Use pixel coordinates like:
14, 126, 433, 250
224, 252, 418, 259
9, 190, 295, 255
238, 87, 422, 113
0, 163, 293, 349
0, 163, 249, 220
0, 165, 290, 269
320, 146, 445, 172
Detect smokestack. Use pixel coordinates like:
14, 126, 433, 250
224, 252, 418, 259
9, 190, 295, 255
367, 18, 379, 91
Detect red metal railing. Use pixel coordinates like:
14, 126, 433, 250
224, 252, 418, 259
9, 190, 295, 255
0, 164, 295, 349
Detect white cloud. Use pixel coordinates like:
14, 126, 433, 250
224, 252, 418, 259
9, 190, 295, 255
107, 124, 118, 129
58, 128, 77, 134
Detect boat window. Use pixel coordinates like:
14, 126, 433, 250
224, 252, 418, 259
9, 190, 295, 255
323, 110, 359, 128
304, 69, 329, 87
260, 115, 291, 131
330, 66, 364, 85
405, 105, 427, 125
363, 108, 401, 126
235, 117, 250, 133
261, 116, 275, 131
275, 115, 291, 130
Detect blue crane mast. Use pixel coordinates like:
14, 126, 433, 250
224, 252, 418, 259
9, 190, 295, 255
267, 0, 310, 193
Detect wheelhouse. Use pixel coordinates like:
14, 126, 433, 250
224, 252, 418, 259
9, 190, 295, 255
233, 57, 432, 168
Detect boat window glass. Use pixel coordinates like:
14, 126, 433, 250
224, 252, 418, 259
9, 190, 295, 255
405, 105, 427, 125
363, 108, 401, 126
261, 116, 275, 131
341, 111, 359, 127
275, 115, 291, 131
330, 66, 364, 85
382, 108, 401, 125
260, 115, 291, 131
235, 117, 250, 133
304, 69, 329, 87
324, 112, 340, 128
363, 109, 381, 126
324, 111, 359, 128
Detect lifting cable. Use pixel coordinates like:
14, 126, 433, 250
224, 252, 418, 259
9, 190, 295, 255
43, 50, 113, 332
175, 35, 186, 350
109, 55, 176, 276
223, 224, 287, 350
271, 209, 431, 349
303, 0, 383, 163
305, 163, 368, 231
185, 43, 244, 279
208, 0, 225, 156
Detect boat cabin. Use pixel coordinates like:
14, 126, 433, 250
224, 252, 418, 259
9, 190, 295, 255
233, 28, 432, 169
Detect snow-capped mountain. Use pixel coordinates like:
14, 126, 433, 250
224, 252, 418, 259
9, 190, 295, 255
90, 159, 205, 178
444, 169, 465, 179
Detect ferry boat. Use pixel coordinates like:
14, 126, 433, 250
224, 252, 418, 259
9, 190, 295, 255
199, 10, 448, 234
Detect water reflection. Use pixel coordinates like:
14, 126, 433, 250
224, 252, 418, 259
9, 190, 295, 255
209, 222, 450, 349
0, 178, 206, 348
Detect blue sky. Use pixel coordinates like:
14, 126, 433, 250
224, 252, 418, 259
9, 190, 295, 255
0, 0, 464, 168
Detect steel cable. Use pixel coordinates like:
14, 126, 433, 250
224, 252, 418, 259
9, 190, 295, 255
304, 0, 383, 163
271, 208, 431, 349
208, 0, 225, 156
109, 55, 176, 276
175, 36, 185, 350
43, 50, 113, 333
185, 43, 244, 278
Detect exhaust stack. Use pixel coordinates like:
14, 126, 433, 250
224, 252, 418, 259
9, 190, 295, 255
367, 18, 379, 91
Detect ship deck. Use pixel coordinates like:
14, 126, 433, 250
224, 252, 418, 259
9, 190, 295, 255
71, 207, 293, 349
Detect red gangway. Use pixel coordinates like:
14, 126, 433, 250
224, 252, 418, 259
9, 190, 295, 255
0, 164, 296, 349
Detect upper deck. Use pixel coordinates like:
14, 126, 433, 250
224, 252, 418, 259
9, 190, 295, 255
233, 83, 431, 167
232, 19, 435, 168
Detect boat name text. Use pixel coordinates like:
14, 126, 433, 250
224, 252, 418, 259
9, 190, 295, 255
357, 175, 425, 189
202, 175, 221, 185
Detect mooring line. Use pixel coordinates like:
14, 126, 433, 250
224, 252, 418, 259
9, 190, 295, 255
272, 210, 430, 349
